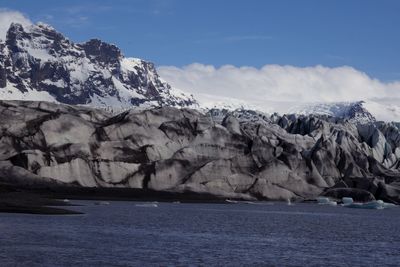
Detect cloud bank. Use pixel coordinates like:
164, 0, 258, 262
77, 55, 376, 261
0, 9, 32, 40
158, 64, 400, 121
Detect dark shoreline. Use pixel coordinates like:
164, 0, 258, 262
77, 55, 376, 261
0, 203, 83, 215
0, 183, 234, 215
41, 186, 232, 203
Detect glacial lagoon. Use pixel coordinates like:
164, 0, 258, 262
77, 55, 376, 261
0, 201, 399, 266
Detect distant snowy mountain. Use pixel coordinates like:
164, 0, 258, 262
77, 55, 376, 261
207, 101, 383, 126
287, 100, 400, 123
288, 101, 376, 124
0, 22, 196, 110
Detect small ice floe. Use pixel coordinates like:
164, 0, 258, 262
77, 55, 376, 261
62, 199, 70, 203
342, 197, 354, 205
135, 203, 158, 208
383, 202, 397, 208
316, 197, 337, 206
225, 200, 268, 205
172, 201, 181, 204
94, 201, 110, 205
342, 197, 397, 210
242, 201, 258, 205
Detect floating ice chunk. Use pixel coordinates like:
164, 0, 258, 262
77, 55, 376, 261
343, 199, 396, 209
316, 197, 337, 206
362, 200, 384, 210
317, 197, 330, 204
95, 201, 110, 205
383, 202, 397, 208
342, 197, 354, 205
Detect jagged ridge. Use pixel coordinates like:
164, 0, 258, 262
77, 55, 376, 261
0, 22, 196, 110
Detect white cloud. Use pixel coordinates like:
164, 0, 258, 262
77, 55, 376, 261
158, 63, 400, 121
0, 9, 32, 41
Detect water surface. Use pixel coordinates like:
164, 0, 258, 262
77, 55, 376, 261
0, 201, 399, 266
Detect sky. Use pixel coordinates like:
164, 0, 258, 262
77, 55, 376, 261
0, 0, 400, 120
1, 0, 399, 80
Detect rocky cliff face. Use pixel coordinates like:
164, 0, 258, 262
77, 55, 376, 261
1, 100, 399, 202
0, 22, 196, 110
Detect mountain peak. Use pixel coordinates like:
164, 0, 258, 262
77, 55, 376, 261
36, 21, 56, 30
80, 38, 122, 65
0, 21, 197, 110
289, 101, 376, 124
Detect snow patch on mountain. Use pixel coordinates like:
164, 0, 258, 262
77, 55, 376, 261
0, 82, 57, 102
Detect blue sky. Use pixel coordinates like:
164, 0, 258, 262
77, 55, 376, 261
1, 0, 400, 81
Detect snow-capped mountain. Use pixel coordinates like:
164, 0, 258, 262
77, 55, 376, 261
207, 101, 377, 127
0, 22, 196, 110
288, 101, 376, 124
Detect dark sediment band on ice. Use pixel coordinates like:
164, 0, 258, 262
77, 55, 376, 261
0, 100, 400, 206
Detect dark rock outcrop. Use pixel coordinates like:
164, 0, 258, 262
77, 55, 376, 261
1, 100, 400, 202
322, 188, 376, 202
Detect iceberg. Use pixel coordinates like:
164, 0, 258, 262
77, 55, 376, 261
316, 197, 337, 206
342, 198, 397, 209
383, 202, 397, 208
94, 201, 110, 205
342, 197, 354, 205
